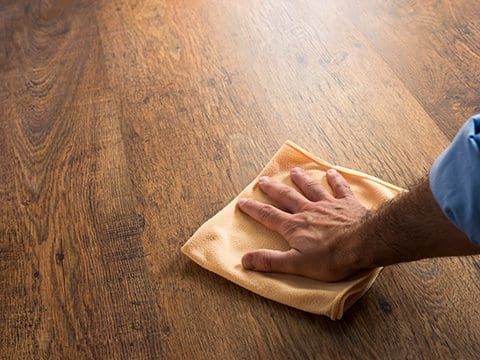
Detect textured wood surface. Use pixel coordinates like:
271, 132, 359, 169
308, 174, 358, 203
1, 0, 480, 358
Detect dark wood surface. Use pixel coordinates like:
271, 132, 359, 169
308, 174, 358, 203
1, 0, 480, 358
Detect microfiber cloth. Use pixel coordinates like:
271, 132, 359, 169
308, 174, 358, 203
181, 141, 404, 320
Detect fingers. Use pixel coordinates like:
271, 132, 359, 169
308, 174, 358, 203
257, 176, 310, 213
290, 167, 331, 202
238, 198, 291, 234
241, 248, 301, 274
326, 169, 353, 198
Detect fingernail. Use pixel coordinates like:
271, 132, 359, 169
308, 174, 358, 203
259, 176, 269, 184
327, 169, 337, 175
238, 198, 248, 206
291, 167, 301, 174
242, 253, 254, 269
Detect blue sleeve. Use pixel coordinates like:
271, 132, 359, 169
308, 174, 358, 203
429, 115, 480, 245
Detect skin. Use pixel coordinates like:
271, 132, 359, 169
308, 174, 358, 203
238, 167, 480, 282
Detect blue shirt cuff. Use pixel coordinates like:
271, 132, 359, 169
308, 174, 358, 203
429, 115, 480, 245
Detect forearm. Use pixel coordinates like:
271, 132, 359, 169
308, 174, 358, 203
353, 177, 480, 268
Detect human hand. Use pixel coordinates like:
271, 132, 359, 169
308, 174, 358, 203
238, 167, 369, 281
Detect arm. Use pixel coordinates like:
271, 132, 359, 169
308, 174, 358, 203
351, 177, 479, 267
239, 115, 480, 281
238, 169, 480, 282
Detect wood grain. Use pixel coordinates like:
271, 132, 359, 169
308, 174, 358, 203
1, 0, 480, 358
334, 0, 480, 139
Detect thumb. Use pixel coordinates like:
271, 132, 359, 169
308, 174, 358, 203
241, 249, 300, 274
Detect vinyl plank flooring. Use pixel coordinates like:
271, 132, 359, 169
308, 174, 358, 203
334, 0, 480, 138
1, 0, 479, 358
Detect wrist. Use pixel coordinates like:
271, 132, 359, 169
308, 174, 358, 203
341, 210, 402, 269
334, 212, 377, 272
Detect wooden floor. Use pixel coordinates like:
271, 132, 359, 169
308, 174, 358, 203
1, 0, 480, 358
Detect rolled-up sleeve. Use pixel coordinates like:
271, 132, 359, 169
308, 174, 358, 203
429, 115, 480, 245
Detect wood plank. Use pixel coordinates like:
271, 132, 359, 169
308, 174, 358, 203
335, 0, 480, 138
0, 1, 165, 357
1, 0, 479, 358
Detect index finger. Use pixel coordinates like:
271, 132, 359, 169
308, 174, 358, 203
238, 198, 291, 235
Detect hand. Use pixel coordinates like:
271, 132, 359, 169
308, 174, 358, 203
238, 167, 369, 281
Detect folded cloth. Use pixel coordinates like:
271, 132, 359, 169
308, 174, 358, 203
181, 141, 404, 320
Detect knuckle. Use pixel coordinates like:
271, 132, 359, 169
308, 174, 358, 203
305, 180, 318, 190
258, 253, 272, 270
291, 229, 311, 241
282, 219, 302, 235
296, 212, 313, 224
282, 214, 314, 235
258, 205, 273, 220
285, 256, 300, 273
338, 183, 352, 194
278, 187, 292, 198
298, 201, 315, 212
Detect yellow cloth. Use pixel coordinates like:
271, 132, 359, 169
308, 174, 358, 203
181, 141, 404, 320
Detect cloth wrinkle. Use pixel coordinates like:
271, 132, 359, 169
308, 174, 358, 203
182, 141, 404, 320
